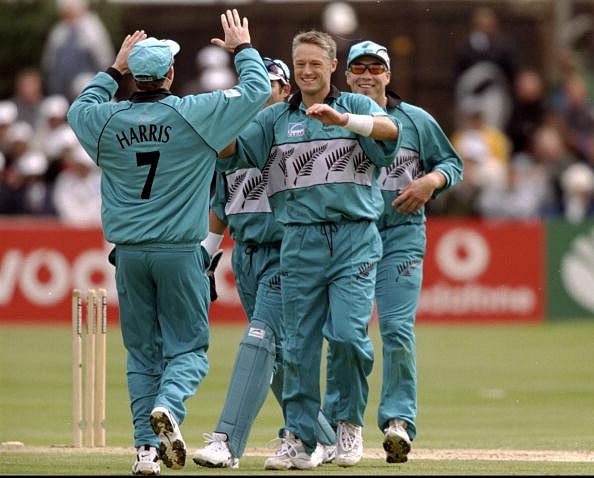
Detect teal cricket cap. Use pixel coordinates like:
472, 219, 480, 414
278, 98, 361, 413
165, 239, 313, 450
128, 37, 181, 82
347, 40, 390, 70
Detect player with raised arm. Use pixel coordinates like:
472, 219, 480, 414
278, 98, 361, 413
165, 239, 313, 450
193, 57, 337, 470
67, 10, 270, 475
217, 30, 402, 469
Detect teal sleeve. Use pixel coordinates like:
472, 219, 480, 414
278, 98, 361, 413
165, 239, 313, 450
354, 95, 401, 167
418, 112, 464, 197
174, 48, 271, 153
216, 147, 254, 173
220, 107, 275, 172
66, 72, 120, 163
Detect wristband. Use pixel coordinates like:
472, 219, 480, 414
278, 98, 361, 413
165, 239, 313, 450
233, 43, 253, 56
105, 67, 123, 83
344, 113, 374, 137
201, 232, 224, 257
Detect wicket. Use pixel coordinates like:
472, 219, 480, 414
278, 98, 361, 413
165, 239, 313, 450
71, 288, 107, 448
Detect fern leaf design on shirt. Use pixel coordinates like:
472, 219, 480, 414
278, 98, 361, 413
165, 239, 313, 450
241, 175, 266, 208
353, 152, 373, 178
381, 156, 417, 186
410, 161, 423, 180
293, 144, 327, 185
279, 147, 293, 187
270, 145, 293, 188
324, 144, 356, 181
228, 170, 248, 199
268, 146, 281, 166
261, 159, 272, 186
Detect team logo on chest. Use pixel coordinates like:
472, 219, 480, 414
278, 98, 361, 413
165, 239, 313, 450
288, 122, 305, 137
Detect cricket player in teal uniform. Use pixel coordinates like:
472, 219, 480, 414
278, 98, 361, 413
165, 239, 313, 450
324, 40, 463, 464
192, 58, 336, 470
219, 30, 402, 469
67, 10, 271, 475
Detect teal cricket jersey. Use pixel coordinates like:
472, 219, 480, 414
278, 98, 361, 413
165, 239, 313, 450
67, 47, 271, 246
228, 87, 402, 225
377, 91, 463, 229
211, 168, 284, 244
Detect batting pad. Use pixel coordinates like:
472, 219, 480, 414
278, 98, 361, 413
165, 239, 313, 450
216, 321, 276, 458
270, 358, 285, 416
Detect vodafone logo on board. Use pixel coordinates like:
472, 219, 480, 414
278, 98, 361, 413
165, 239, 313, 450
418, 220, 543, 321
434, 228, 490, 281
0, 243, 116, 307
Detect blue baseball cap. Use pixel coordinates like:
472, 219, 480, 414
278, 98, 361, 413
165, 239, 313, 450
128, 37, 181, 82
263, 57, 290, 85
347, 41, 390, 70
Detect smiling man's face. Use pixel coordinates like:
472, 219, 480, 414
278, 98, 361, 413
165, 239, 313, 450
346, 55, 391, 106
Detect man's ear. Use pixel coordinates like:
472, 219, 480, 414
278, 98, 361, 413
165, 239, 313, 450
330, 58, 338, 73
282, 84, 292, 99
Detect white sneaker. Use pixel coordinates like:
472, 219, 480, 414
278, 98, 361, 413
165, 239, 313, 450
321, 443, 336, 463
335, 421, 363, 467
192, 432, 239, 469
310, 443, 326, 467
149, 407, 186, 470
131, 444, 161, 475
285, 431, 319, 470
383, 419, 411, 463
264, 431, 294, 470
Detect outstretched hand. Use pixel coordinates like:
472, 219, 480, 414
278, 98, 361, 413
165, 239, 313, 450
211, 9, 250, 52
112, 30, 147, 75
306, 103, 348, 127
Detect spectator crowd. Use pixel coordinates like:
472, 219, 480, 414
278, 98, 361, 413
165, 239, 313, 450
0, 3, 593, 225
430, 6, 594, 223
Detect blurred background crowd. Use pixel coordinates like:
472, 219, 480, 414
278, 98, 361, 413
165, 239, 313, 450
0, 0, 593, 226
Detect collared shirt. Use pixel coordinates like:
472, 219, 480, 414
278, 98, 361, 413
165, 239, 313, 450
223, 86, 402, 225
67, 47, 270, 245
376, 90, 464, 229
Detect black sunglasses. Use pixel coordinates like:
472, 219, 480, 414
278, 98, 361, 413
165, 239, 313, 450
348, 63, 388, 75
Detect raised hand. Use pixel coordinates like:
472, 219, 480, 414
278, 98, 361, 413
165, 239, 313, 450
210, 9, 250, 52
112, 30, 147, 75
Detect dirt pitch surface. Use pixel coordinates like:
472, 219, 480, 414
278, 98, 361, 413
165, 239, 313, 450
2, 443, 594, 462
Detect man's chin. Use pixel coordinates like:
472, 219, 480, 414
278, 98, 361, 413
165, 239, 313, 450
354, 86, 374, 95
298, 83, 322, 94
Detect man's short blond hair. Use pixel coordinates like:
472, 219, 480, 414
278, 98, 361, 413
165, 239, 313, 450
292, 30, 337, 61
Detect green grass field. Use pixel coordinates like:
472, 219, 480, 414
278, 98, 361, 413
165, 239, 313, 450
1, 321, 594, 475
